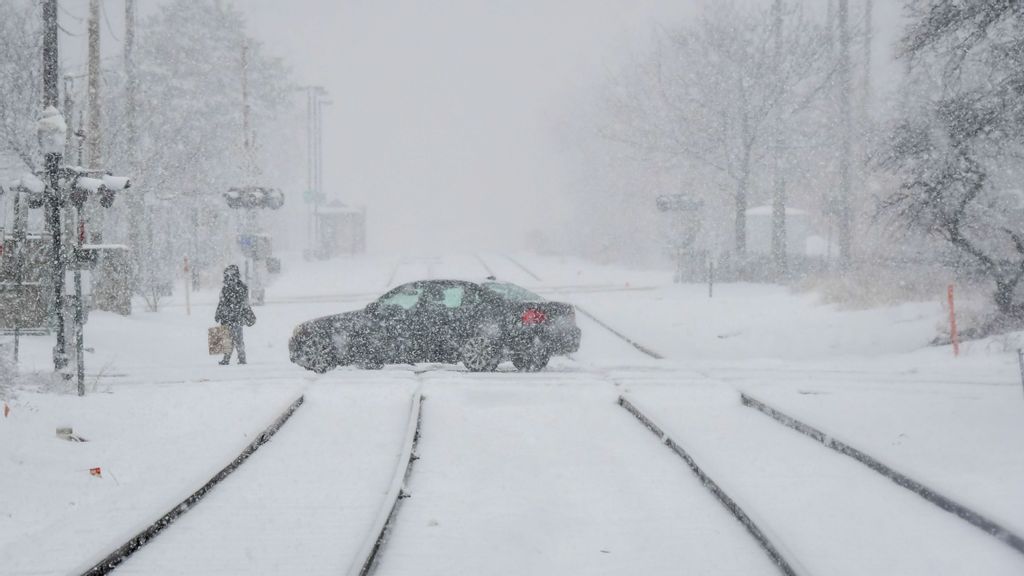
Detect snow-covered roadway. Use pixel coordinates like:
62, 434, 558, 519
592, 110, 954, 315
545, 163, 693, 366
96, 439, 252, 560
5, 251, 1023, 576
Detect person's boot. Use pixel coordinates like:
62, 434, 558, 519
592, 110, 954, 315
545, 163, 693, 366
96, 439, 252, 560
219, 356, 230, 365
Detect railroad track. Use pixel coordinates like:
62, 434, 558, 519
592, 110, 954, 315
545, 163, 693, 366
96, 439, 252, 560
361, 370, 810, 575
66, 373, 424, 576
61, 363, 1019, 574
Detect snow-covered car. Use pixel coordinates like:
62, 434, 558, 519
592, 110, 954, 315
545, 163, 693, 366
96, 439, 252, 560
289, 279, 581, 373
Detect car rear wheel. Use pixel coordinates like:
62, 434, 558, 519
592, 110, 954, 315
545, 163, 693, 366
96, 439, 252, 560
512, 339, 550, 372
307, 356, 334, 374
512, 352, 549, 372
461, 335, 500, 372
356, 356, 384, 370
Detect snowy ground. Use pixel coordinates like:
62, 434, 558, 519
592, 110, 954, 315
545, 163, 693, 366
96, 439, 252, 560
2, 252, 1023, 575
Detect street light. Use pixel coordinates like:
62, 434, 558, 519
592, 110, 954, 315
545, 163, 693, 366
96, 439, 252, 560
37, 106, 67, 156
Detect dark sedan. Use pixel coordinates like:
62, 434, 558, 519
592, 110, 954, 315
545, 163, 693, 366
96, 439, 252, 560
289, 279, 581, 373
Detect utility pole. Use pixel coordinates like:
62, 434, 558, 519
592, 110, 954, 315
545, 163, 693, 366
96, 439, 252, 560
73, 124, 86, 397
239, 40, 261, 302
306, 87, 314, 252
825, 0, 835, 54
862, 0, 873, 114
837, 0, 853, 270
299, 86, 329, 256
63, 76, 74, 159
315, 97, 331, 201
86, 0, 103, 242
241, 40, 254, 174
770, 0, 787, 277
42, 0, 68, 372
125, 0, 144, 290
11, 187, 25, 365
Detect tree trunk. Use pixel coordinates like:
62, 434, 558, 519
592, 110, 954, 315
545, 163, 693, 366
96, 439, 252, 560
995, 277, 1021, 318
735, 176, 748, 257
770, 0, 787, 277
735, 144, 752, 258
837, 0, 853, 270
735, 107, 753, 258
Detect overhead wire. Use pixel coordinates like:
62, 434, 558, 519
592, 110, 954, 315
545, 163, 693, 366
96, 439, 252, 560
57, 2, 85, 37
58, 3, 86, 23
58, 23, 83, 37
100, 0, 122, 43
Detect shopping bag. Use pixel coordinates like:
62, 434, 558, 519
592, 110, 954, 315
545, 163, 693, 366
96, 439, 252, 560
208, 325, 232, 355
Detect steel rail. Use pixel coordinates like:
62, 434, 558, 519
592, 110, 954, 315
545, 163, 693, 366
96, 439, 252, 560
347, 391, 425, 576
575, 306, 664, 359
473, 253, 495, 278
741, 392, 1024, 556
75, 395, 306, 576
618, 395, 803, 576
478, 253, 663, 360
501, 253, 541, 281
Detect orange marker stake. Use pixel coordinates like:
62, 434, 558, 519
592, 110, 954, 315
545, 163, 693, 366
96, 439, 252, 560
3, 402, 9, 418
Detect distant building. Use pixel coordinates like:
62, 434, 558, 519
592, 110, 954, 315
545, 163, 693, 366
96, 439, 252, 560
311, 202, 366, 259
744, 205, 823, 257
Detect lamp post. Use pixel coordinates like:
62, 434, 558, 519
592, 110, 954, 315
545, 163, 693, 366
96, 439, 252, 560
37, 106, 68, 371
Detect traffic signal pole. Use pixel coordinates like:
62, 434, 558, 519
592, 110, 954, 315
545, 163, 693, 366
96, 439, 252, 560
74, 127, 86, 396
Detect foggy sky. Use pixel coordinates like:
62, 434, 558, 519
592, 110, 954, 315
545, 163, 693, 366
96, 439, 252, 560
59, 0, 904, 255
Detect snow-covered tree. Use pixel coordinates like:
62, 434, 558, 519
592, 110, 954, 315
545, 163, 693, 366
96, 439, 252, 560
99, 0, 294, 308
883, 0, 1024, 320
0, 0, 42, 171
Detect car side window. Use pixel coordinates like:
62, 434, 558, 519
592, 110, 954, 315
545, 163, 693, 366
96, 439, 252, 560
379, 287, 422, 310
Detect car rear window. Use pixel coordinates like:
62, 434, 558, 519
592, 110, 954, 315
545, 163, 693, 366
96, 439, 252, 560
442, 287, 464, 308
482, 282, 544, 302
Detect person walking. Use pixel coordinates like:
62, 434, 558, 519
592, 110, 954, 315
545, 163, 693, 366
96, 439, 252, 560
215, 265, 255, 365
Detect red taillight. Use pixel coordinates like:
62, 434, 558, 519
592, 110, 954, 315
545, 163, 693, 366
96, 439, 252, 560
521, 308, 547, 325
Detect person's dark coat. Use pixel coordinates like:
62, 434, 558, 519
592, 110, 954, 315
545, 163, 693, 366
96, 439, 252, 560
215, 266, 253, 326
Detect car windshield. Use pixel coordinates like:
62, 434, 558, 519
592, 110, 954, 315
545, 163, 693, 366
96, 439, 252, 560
482, 282, 544, 302
378, 287, 422, 310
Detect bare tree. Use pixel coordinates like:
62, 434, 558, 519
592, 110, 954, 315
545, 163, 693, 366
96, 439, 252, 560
599, 1, 830, 269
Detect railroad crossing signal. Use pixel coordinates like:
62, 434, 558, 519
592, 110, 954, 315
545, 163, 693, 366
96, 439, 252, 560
225, 187, 285, 210
656, 194, 703, 213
